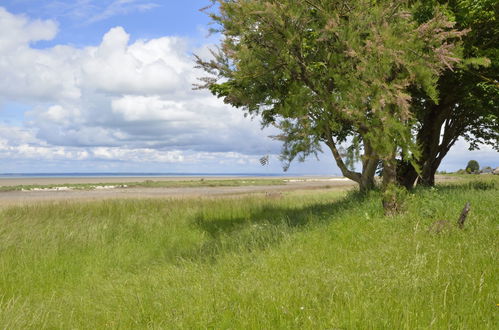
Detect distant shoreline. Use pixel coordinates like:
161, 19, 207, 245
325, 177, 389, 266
0, 175, 342, 187
0, 172, 339, 179
0, 176, 354, 206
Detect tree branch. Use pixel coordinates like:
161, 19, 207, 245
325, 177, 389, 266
324, 128, 362, 183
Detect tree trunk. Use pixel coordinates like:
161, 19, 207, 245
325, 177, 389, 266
382, 155, 400, 215
398, 141, 454, 188
325, 135, 377, 193
419, 162, 438, 186
360, 141, 379, 192
419, 140, 454, 186
397, 160, 418, 189
396, 98, 459, 188
383, 158, 398, 188
360, 166, 377, 192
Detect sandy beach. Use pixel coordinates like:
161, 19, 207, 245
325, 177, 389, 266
0, 176, 355, 206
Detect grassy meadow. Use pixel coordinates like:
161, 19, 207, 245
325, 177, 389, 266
0, 176, 497, 328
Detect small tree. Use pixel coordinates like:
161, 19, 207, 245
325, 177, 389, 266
465, 160, 480, 173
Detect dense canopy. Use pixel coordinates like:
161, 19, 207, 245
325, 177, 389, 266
197, 0, 467, 202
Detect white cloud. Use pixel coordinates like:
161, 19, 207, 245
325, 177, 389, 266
0, 124, 267, 169
0, 7, 282, 172
111, 96, 193, 122
0, 8, 80, 102
41, 105, 81, 125
0, 7, 57, 51
81, 27, 187, 95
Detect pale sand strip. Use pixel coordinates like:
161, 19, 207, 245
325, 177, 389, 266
0, 176, 239, 187
0, 176, 347, 187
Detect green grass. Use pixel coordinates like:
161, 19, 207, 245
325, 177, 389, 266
0, 177, 497, 328
0, 178, 286, 192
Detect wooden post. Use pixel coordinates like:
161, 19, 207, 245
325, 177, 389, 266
457, 202, 471, 229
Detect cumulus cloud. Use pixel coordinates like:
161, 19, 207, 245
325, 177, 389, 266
81, 27, 188, 95
111, 96, 192, 122
0, 8, 80, 102
0, 7, 281, 171
0, 7, 58, 51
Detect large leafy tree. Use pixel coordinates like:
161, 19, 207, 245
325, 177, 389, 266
196, 0, 464, 210
398, 0, 499, 187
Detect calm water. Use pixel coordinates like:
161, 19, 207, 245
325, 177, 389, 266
0, 173, 306, 179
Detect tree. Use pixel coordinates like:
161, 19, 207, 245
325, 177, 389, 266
196, 0, 464, 211
465, 160, 480, 173
397, 0, 499, 188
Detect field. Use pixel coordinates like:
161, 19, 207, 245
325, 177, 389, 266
0, 176, 497, 328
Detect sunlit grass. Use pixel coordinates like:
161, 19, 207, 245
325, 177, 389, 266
0, 177, 497, 328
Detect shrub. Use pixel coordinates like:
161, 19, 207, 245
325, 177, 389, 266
465, 160, 479, 174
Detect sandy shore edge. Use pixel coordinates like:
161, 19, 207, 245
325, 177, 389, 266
0, 176, 346, 187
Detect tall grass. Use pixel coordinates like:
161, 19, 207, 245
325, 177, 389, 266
0, 178, 497, 328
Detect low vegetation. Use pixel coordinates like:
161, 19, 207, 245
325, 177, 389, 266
0, 178, 286, 192
0, 176, 497, 328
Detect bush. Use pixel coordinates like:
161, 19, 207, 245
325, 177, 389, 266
465, 160, 479, 174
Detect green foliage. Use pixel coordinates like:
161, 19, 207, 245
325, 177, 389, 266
465, 159, 480, 173
415, 0, 499, 150
197, 0, 464, 184
0, 176, 497, 327
394, 0, 498, 188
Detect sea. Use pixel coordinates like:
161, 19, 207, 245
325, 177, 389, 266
0, 172, 319, 179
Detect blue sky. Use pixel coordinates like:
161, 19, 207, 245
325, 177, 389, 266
0, 1, 496, 174
4, 1, 212, 46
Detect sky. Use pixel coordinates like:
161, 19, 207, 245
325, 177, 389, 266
0, 0, 497, 175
